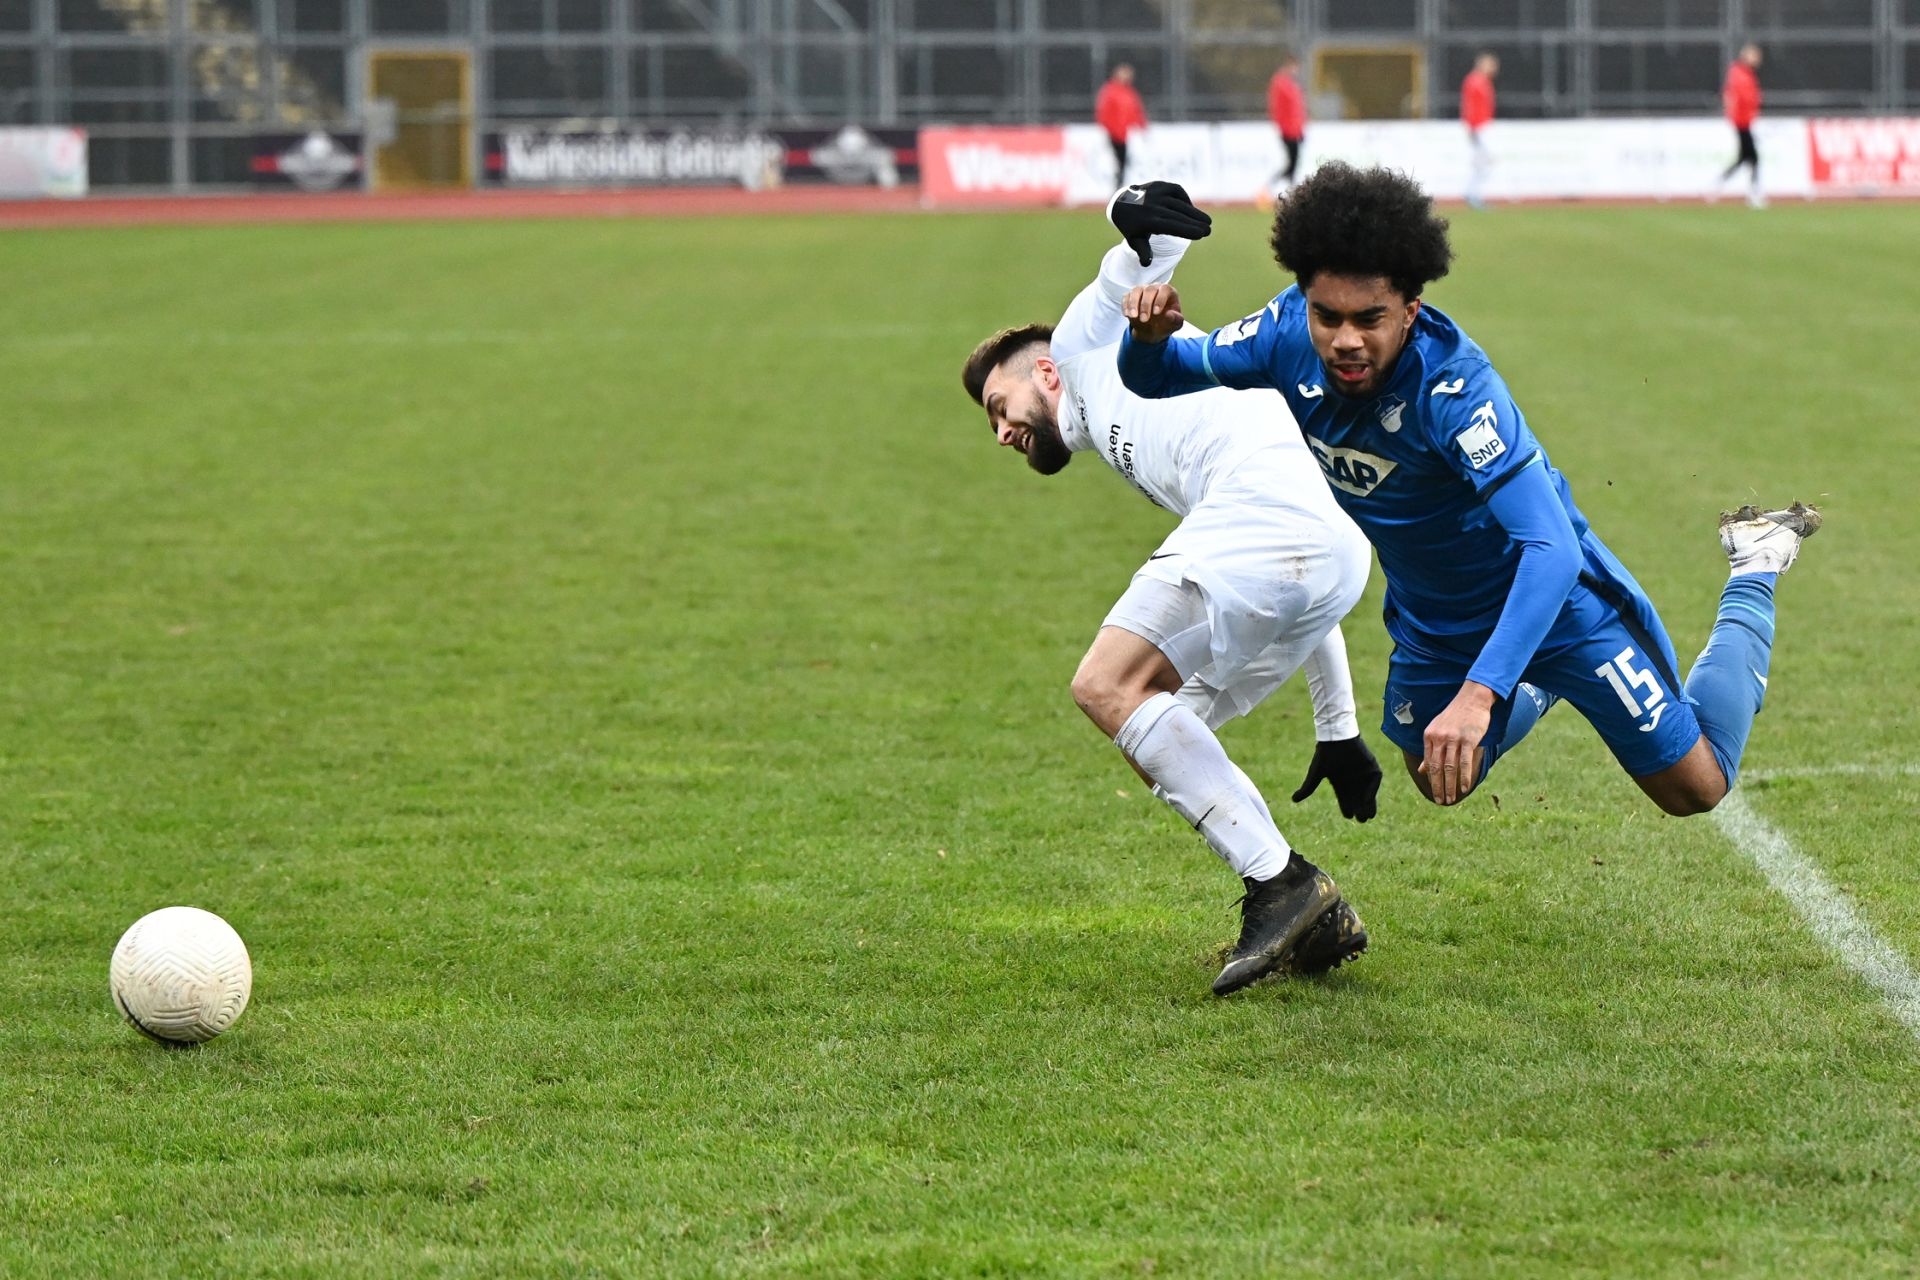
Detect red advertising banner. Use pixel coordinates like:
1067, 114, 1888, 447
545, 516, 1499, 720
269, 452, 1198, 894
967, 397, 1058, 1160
1807, 118, 1920, 192
918, 126, 1069, 205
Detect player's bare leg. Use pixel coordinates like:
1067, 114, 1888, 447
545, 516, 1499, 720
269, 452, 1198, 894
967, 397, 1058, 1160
1075, 625, 1344, 994
1401, 750, 1437, 801
1630, 737, 1727, 816
1070, 625, 1183, 739
1076, 625, 1296, 882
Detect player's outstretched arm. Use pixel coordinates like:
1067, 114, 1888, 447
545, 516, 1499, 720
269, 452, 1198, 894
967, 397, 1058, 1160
1116, 286, 1213, 398
1301, 622, 1361, 743
1118, 286, 1289, 400
1108, 180, 1211, 267
1050, 182, 1209, 364
1421, 460, 1582, 803
1466, 460, 1582, 697
1291, 624, 1383, 822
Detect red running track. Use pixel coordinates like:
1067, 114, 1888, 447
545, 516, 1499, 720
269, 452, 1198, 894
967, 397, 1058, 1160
6, 185, 1896, 230
0, 183, 929, 229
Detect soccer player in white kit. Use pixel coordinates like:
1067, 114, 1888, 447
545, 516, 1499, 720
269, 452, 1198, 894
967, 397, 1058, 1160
960, 183, 1380, 995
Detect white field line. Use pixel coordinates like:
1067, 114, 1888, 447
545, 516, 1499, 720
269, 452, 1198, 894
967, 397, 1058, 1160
1713, 783, 1920, 1040
1746, 763, 1920, 782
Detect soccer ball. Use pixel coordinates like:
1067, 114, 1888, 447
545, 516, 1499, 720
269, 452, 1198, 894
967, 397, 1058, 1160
110, 906, 252, 1044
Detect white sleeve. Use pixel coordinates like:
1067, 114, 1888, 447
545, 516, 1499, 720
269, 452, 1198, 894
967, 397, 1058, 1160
1303, 624, 1362, 742
1050, 234, 1191, 364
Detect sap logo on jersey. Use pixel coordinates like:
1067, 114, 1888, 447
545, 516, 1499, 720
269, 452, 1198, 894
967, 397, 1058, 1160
1454, 401, 1507, 470
1306, 436, 1399, 497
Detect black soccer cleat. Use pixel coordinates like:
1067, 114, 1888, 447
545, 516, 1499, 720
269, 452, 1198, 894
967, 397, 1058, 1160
1211, 855, 1342, 996
1286, 900, 1369, 978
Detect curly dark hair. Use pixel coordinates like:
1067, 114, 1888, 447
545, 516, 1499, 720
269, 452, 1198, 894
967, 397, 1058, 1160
961, 323, 1054, 405
1269, 162, 1453, 300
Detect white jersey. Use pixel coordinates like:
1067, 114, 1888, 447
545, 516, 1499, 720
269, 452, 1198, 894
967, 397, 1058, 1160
1055, 229, 1370, 738
1051, 237, 1345, 533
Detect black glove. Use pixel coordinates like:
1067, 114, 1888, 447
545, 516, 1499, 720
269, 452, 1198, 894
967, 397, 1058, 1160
1108, 181, 1213, 266
1291, 735, 1383, 823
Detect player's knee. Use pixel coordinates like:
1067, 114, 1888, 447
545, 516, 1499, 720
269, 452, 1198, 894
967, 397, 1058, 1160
1644, 750, 1731, 816
1068, 667, 1104, 718
1400, 753, 1444, 804
1070, 664, 1129, 726
1654, 785, 1724, 818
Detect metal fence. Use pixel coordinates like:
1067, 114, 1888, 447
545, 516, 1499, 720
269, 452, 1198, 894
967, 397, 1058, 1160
2, 0, 1916, 189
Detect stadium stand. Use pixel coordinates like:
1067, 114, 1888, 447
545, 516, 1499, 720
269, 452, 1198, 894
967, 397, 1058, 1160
0, 0, 1913, 190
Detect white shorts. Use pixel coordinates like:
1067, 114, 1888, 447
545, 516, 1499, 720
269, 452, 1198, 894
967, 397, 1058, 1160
1102, 486, 1369, 728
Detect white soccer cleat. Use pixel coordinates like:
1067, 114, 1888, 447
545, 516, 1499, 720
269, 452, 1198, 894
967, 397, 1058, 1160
1719, 501, 1822, 577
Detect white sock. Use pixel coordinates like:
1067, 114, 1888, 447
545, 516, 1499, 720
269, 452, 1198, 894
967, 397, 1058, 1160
1232, 764, 1274, 826
1118, 692, 1291, 881
1153, 762, 1275, 836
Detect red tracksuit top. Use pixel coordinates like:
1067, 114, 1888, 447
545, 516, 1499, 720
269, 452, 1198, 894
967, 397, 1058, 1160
1268, 71, 1306, 140
1095, 82, 1147, 142
1724, 62, 1761, 128
1461, 70, 1495, 130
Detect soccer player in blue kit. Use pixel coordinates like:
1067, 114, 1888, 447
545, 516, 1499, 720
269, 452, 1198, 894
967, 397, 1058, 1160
1114, 163, 1820, 813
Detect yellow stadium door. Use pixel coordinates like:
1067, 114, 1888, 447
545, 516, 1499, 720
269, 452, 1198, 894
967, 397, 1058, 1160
1315, 46, 1427, 120
368, 51, 473, 189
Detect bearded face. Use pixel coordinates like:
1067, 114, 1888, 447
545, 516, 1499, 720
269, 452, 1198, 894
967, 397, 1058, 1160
980, 356, 1072, 476
1012, 392, 1072, 474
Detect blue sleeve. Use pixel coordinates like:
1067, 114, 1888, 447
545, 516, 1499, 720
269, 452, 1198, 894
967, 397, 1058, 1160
1465, 455, 1582, 697
1116, 300, 1288, 399
1422, 362, 1580, 696
1423, 361, 1535, 495
1117, 330, 1219, 398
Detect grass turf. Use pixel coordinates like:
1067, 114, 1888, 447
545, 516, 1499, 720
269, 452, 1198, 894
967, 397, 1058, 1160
2, 202, 1918, 1276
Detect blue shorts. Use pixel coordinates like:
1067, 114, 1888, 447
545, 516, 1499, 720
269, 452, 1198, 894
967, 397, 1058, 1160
1379, 572, 1702, 780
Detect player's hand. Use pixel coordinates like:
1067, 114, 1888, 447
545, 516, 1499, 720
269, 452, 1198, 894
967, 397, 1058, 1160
1420, 682, 1496, 806
1109, 181, 1213, 266
1123, 284, 1184, 343
1291, 735, 1383, 823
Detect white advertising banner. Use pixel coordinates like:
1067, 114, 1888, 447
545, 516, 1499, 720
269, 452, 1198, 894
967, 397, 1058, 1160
0, 128, 88, 199
1055, 118, 1815, 206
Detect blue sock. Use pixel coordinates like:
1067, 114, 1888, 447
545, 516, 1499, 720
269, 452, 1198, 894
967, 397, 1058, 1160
1480, 682, 1557, 779
1682, 573, 1778, 789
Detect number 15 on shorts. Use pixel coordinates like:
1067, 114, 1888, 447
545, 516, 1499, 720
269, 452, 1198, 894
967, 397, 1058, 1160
1596, 646, 1668, 732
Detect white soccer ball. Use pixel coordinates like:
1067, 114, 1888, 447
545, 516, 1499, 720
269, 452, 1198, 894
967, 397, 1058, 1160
110, 906, 252, 1044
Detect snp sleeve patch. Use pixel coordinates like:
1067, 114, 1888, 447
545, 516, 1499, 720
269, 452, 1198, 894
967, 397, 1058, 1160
1454, 401, 1507, 470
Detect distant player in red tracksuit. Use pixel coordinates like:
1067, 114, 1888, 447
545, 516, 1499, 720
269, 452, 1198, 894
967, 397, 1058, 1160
1267, 54, 1307, 199
1096, 64, 1148, 185
1720, 43, 1766, 208
1460, 52, 1498, 209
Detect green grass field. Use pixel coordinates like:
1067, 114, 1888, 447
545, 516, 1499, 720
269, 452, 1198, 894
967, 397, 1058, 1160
3, 201, 1919, 1277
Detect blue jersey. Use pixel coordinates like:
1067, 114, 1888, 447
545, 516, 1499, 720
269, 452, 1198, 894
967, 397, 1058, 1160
1119, 286, 1638, 697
